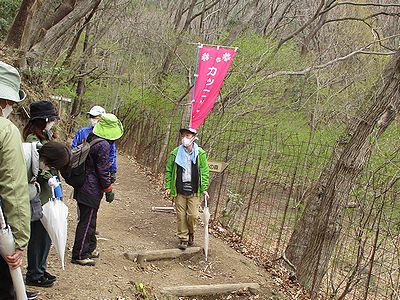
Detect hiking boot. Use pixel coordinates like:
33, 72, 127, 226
44, 271, 57, 282
188, 234, 194, 246
26, 276, 54, 288
178, 240, 188, 250
89, 249, 100, 258
27, 291, 38, 300
71, 258, 96, 266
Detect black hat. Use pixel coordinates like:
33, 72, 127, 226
179, 127, 197, 135
29, 100, 59, 121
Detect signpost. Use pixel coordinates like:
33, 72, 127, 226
208, 161, 228, 173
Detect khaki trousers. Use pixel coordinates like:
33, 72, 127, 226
175, 194, 199, 241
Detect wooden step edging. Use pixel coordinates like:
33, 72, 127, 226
124, 247, 202, 264
161, 283, 260, 297
151, 206, 176, 213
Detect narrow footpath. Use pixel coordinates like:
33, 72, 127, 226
31, 154, 287, 300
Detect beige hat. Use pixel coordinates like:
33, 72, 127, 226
0, 61, 26, 102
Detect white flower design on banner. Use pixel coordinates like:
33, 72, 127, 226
222, 52, 231, 62
216, 57, 222, 63
201, 52, 210, 61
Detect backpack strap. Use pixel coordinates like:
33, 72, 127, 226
89, 137, 105, 147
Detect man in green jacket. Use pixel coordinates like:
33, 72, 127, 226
0, 61, 32, 298
165, 128, 209, 250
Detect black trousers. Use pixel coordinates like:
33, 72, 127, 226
0, 256, 15, 300
26, 220, 51, 281
72, 202, 98, 260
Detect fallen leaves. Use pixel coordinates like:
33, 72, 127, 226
209, 220, 310, 300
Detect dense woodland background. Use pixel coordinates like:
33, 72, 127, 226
1, 1, 399, 299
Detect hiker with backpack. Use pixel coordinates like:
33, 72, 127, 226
0, 61, 39, 300
71, 106, 118, 183
23, 100, 62, 288
71, 113, 123, 266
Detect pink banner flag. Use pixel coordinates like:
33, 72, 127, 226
189, 45, 237, 130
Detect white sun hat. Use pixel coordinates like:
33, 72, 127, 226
87, 105, 106, 117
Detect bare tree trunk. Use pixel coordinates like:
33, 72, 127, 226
5, 0, 37, 49
199, 0, 206, 34
62, 0, 99, 68
156, 116, 174, 173
262, 1, 278, 36
158, 0, 196, 82
158, 0, 221, 82
284, 49, 400, 298
28, 0, 77, 49
173, 0, 185, 30
155, 83, 193, 172
183, 0, 198, 31
70, 25, 91, 118
26, 0, 101, 64
222, 0, 260, 46
278, 0, 327, 49
300, 0, 335, 55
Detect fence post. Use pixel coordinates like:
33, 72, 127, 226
212, 144, 230, 220
240, 155, 262, 240
274, 154, 300, 257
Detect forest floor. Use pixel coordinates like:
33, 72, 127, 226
24, 154, 297, 300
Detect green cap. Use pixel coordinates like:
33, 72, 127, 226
0, 61, 26, 102
93, 113, 124, 140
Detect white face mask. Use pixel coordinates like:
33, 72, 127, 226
90, 118, 98, 127
182, 137, 193, 147
1, 104, 13, 119
45, 121, 55, 131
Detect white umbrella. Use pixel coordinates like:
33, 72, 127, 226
0, 207, 28, 300
202, 194, 211, 262
40, 187, 68, 269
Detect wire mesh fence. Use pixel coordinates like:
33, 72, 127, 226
120, 115, 399, 300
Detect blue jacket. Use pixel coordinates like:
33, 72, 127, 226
72, 125, 117, 173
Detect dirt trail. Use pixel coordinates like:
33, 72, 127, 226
28, 154, 286, 300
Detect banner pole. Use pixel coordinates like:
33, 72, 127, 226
188, 42, 238, 51
189, 45, 202, 128
193, 44, 201, 92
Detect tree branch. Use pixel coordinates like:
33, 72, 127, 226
266, 36, 400, 79
223, 36, 399, 107
187, 0, 221, 25
278, 0, 328, 49
323, 12, 400, 25
323, 1, 400, 14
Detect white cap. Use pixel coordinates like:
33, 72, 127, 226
87, 105, 105, 116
